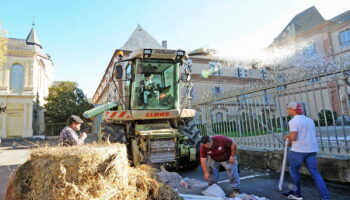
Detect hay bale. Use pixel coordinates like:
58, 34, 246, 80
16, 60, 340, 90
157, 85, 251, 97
6, 144, 181, 200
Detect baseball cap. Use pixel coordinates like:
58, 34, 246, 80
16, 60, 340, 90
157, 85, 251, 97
287, 102, 304, 114
69, 115, 84, 124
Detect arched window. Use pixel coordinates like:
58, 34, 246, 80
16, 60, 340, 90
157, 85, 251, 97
10, 64, 25, 91
216, 112, 223, 123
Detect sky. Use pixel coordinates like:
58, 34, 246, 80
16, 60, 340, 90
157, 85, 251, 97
0, 0, 349, 98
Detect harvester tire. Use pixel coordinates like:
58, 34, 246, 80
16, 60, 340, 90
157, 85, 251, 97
179, 122, 201, 170
182, 123, 201, 146
101, 123, 126, 143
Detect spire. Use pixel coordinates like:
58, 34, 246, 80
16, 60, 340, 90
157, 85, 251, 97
26, 23, 42, 49
119, 24, 163, 51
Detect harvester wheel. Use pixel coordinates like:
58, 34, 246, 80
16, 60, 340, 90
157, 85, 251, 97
182, 123, 201, 146
100, 123, 126, 143
179, 122, 201, 170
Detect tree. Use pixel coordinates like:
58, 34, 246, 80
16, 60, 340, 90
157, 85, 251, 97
318, 109, 336, 126
44, 81, 93, 123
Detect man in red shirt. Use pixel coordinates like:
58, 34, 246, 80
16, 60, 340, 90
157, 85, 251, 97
200, 135, 240, 197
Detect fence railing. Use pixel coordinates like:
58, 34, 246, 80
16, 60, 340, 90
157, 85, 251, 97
45, 123, 92, 136
191, 62, 350, 155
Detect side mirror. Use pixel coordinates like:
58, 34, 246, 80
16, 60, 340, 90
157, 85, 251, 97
115, 64, 123, 79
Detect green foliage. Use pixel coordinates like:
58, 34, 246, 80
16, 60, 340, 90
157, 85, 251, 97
212, 121, 236, 134
44, 82, 93, 123
196, 124, 208, 135
318, 109, 336, 126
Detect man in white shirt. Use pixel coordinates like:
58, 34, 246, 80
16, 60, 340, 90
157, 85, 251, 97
281, 102, 330, 200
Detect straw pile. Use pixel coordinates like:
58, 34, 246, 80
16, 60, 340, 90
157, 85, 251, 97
5, 144, 181, 200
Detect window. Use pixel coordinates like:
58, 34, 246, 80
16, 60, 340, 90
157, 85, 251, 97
307, 77, 320, 84
262, 89, 270, 103
10, 64, 25, 91
209, 62, 222, 76
238, 94, 249, 103
340, 29, 350, 47
124, 63, 132, 102
303, 44, 317, 57
216, 112, 223, 123
212, 86, 222, 96
276, 74, 287, 90
195, 113, 202, 123
131, 60, 179, 110
260, 69, 267, 80
236, 67, 248, 78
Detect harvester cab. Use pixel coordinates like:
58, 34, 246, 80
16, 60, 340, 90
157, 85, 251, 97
85, 49, 200, 169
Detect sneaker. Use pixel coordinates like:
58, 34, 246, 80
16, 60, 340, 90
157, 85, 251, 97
229, 188, 240, 198
281, 191, 303, 200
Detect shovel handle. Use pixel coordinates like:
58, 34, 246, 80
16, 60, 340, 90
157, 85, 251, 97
278, 138, 289, 191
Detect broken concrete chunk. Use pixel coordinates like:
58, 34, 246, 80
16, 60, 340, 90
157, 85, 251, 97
178, 177, 209, 195
201, 183, 226, 197
157, 171, 183, 189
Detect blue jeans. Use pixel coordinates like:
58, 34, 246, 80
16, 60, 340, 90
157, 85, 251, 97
207, 156, 240, 189
288, 151, 330, 200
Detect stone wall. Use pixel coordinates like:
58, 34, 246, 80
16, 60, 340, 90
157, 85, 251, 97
237, 148, 350, 183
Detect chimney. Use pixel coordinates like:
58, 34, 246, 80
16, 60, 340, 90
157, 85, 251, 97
162, 40, 167, 49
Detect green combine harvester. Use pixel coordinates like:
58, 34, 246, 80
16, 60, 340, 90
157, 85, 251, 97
84, 49, 200, 169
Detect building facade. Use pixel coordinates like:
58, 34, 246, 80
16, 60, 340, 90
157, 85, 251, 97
0, 25, 54, 138
269, 6, 350, 70
257, 6, 350, 120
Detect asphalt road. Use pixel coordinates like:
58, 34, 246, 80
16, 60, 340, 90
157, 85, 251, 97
1, 140, 349, 200
178, 165, 350, 200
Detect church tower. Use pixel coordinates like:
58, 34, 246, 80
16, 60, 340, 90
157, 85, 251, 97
0, 24, 54, 138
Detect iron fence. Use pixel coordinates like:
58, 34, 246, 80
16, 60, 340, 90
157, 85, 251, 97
45, 123, 92, 136
191, 62, 350, 155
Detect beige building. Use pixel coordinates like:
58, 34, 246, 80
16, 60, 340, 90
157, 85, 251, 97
0, 25, 54, 138
187, 49, 265, 103
269, 6, 350, 70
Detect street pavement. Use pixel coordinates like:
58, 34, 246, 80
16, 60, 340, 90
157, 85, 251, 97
178, 165, 350, 200
1, 140, 349, 200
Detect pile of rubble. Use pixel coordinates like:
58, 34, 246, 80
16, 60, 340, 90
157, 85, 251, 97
157, 169, 269, 200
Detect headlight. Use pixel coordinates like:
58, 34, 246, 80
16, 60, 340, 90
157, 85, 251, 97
177, 51, 185, 56
144, 49, 152, 55
143, 49, 152, 59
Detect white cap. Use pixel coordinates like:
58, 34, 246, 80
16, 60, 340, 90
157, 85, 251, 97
287, 102, 304, 114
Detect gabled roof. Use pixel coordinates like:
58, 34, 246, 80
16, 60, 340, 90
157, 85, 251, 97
119, 25, 163, 51
26, 26, 42, 49
273, 6, 325, 44
330, 10, 350, 24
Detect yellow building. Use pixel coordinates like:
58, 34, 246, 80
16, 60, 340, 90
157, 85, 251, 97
0, 25, 54, 138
